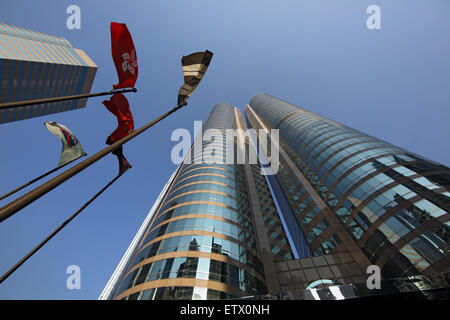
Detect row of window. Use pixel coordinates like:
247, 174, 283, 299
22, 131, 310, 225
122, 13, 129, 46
303, 134, 373, 172
336, 174, 448, 229
322, 153, 407, 202
361, 220, 449, 277
150, 203, 254, 233
177, 166, 236, 182
280, 116, 323, 143
172, 172, 236, 189
0, 22, 71, 48
308, 142, 392, 184
1, 60, 87, 123
249, 94, 302, 128
306, 219, 330, 243
129, 234, 263, 273
145, 216, 255, 245
116, 256, 267, 298
285, 123, 348, 163
288, 124, 341, 158
0, 27, 85, 65
160, 191, 248, 214
167, 181, 238, 200
124, 286, 237, 300
313, 233, 342, 256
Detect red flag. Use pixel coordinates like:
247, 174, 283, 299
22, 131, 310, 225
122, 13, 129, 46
110, 22, 138, 90
102, 93, 134, 143
103, 93, 134, 174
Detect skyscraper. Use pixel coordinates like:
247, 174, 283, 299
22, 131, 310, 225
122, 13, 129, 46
245, 94, 450, 296
101, 95, 450, 300
101, 103, 294, 300
0, 22, 97, 124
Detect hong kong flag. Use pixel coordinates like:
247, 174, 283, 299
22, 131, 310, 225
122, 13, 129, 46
110, 22, 138, 90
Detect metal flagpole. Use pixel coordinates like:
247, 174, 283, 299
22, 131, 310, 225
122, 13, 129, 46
0, 101, 188, 224
0, 172, 124, 284
0, 155, 85, 202
0, 87, 136, 201
0, 88, 137, 111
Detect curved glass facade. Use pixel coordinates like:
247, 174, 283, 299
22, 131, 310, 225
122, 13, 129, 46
103, 94, 449, 300
109, 103, 293, 300
247, 94, 450, 279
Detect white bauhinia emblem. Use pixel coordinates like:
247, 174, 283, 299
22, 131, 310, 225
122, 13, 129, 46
122, 49, 137, 75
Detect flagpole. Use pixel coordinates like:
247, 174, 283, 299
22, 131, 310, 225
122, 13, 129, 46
0, 155, 85, 202
0, 101, 188, 224
0, 88, 137, 111
0, 172, 124, 285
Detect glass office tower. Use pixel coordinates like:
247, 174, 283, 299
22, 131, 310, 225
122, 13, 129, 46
245, 94, 450, 293
0, 22, 97, 124
102, 103, 293, 300
102, 95, 449, 300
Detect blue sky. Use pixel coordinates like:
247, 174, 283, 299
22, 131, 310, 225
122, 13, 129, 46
0, 0, 449, 299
